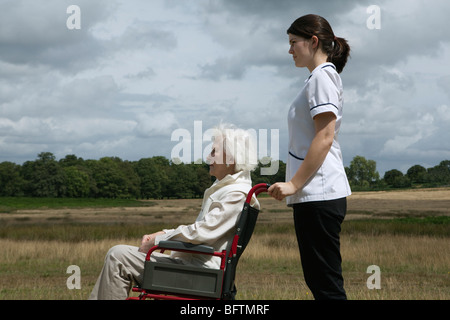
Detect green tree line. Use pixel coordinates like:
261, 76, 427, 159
0, 152, 448, 198
345, 155, 450, 190
0, 152, 284, 199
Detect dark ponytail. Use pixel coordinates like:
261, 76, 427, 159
287, 14, 350, 73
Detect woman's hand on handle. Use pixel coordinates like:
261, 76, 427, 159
268, 181, 298, 201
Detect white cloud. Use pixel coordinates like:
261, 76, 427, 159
135, 112, 178, 137
381, 113, 435, 154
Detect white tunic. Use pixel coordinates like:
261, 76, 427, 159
286, 62, 351, 205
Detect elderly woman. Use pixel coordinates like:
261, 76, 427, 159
89, 124, 259, 300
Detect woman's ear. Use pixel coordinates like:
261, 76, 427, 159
311, 35, 319, 49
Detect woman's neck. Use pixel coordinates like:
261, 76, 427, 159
307, 51, 328, 73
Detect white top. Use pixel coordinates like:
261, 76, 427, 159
286, 62, 351, 205
155, 170, 259, 269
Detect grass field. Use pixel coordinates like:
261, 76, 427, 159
0, 188, 449, 300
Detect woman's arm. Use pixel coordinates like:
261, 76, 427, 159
268, 112, 336, 201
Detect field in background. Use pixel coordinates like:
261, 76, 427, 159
0, 188, 449, 300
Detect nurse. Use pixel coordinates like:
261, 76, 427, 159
268, 14, 352, 300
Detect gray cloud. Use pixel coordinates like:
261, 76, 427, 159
0, 0, 449, 176
0, 0, 114, 72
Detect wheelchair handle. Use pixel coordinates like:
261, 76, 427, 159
245, 183, 270, 203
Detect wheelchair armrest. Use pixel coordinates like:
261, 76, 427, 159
157, 240, 215, 254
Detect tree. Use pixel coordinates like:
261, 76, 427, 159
63, 166, 90, 197
251, 158, 286, 186
21, 152, 66, 197
346, 156, 379, 188
392, 175, 411, 188
3, 151, 447, 199
59, 154, 84, 167
384, 169, 404, 186
382, 169, 411, 188
426, 160, 450, 186
134, 157, 169, 199
0, 162, 25, 196
166, 162, 197, 199
193, 163, 212, 198
87, 157, 140, 198
119, 159, 141, 198
406, 165, 427, 184
149, 156, 171, 198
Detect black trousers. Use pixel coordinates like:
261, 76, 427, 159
293, 197, 347, 300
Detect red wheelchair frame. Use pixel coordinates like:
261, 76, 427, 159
129, 183, 269, 300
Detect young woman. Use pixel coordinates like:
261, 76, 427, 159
268, 14, 351, 300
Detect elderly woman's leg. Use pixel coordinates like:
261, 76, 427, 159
89, 244, 178, 300
89, 245, 144, 300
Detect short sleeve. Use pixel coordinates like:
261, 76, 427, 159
306, 69, 340, 119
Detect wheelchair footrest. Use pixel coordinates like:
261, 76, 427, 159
142, 261, 224, 298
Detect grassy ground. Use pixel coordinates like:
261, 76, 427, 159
0, 189, 449, 300
0, 197, 154, 213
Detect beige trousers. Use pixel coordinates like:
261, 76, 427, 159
89, 244, 183, 300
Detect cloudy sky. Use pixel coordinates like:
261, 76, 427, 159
0, 0, 449, 175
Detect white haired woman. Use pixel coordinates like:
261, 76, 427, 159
89, 124, 259, 300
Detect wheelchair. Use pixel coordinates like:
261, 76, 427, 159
128, 183, 269, 300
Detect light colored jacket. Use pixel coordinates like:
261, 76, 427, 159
155, 170, 259, 269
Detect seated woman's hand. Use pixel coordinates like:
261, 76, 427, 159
138, 231, 165, 253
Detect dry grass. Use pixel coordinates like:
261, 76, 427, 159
0, 239, 117, 300
234, 232, 449, 300
0, 188, 449, 300
2, 188, 449, 226
0, 232, 448, 300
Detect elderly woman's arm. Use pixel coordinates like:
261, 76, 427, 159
153, 191, 247, 247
